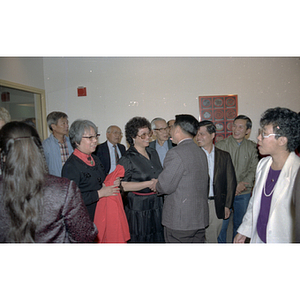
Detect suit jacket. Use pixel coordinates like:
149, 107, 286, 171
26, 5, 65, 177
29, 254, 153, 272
156, 139, 209, 231
213, 147, 237, 219
238, 151, 300, 243
95, 141, 126, 175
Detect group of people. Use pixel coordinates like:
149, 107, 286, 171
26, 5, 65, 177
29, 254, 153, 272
0, 105, 300, 243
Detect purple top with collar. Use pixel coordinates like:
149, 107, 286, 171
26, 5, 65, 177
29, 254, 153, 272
257, 167, 281, 243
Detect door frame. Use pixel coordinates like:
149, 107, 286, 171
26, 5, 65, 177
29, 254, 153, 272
0, 79, 48, 140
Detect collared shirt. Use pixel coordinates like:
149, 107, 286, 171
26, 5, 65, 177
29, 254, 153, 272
107, 140, 122, 174
155, 140, 169, 166
58, 137, 70, 165
202, 145, 215, 197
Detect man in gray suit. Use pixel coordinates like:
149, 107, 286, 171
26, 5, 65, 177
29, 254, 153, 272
154, 114, 209, 243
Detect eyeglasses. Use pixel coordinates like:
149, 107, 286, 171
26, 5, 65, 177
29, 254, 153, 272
258, 129, 280, 140
154, 127, 169, 132
137, 131, 153, 139
82, 133, 100, 141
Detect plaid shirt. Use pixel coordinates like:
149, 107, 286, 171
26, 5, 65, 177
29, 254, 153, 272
58, 138, 70, 166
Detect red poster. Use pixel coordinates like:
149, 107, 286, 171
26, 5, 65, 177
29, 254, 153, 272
199, 95, 238, 142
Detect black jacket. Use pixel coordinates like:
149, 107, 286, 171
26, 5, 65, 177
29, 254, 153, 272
95, 141, 126, 175
213, 147, 237, 219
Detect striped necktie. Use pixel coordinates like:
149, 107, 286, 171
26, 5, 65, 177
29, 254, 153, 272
113, 145, 119, 163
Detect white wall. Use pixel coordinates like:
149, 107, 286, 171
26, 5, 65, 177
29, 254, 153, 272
0, 57, 45, 89
43, 57, 300, 145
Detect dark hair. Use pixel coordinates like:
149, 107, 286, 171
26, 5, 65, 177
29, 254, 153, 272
125, 117, 151, 146
260, 107, 300, 152
47, 111, 68, 132
199, 120, 216, 134
234, 115, 252, 129
23, 117, 36, 128
0, 122, 48, 242
174, 114, 199, 137
69, 119, 98, 149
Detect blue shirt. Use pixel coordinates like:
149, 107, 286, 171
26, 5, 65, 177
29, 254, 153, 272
42, 134, 73, 177
155, 140, 169, 166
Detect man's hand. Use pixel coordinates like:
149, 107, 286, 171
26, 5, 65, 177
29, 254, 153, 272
224, 207, 231, 219
235, 181, 249, 196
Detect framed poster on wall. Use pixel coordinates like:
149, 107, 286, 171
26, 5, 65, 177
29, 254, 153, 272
199, 94, 238, 142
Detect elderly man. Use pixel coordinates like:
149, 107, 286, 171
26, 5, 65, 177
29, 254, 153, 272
155, 114, 209, 243
42, 111, 73, 177
149, 117, 173, 166
95, 125, 126, 175
196, 120, 237, 243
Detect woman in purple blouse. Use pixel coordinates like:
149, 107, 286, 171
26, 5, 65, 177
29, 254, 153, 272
234, 107, 300, 243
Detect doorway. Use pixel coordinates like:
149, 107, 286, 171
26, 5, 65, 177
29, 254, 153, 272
0, 79, 47, 140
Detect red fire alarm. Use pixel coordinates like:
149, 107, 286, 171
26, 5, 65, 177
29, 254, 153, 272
77, 86, 87, 97
1, 92, 10, 102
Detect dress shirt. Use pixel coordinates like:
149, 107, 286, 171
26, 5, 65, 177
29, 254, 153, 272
202, 146, 215, 197
155, 140, 169, 166
107, 140, 122, 174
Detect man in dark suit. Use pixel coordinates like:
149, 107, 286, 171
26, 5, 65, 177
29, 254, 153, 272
154, 114, 209, 243
95, 125, 126, 175
196, 120, 237, 243
149, 117, 173, 166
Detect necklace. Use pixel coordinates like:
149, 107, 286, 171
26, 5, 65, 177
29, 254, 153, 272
263, 176, 278, 197
87, 156, 94, 165
263, 167, 281, 197
263, 181, 276, 197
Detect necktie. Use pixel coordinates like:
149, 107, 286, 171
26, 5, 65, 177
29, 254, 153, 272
113, 145, 119, 163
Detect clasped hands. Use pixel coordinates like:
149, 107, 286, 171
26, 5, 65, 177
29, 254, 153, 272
149, 178, 158, 192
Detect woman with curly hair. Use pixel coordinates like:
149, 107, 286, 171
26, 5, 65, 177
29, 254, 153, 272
0, 121, 98, 242
234, 107, 300, 243
118, 116, 164, 242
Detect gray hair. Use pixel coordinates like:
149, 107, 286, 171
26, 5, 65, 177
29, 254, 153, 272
151, 117, 166, 130
69, 119, 98, 149
46, 111, 68, 131
0, 107, 11, 124
106, 125, 120, 133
